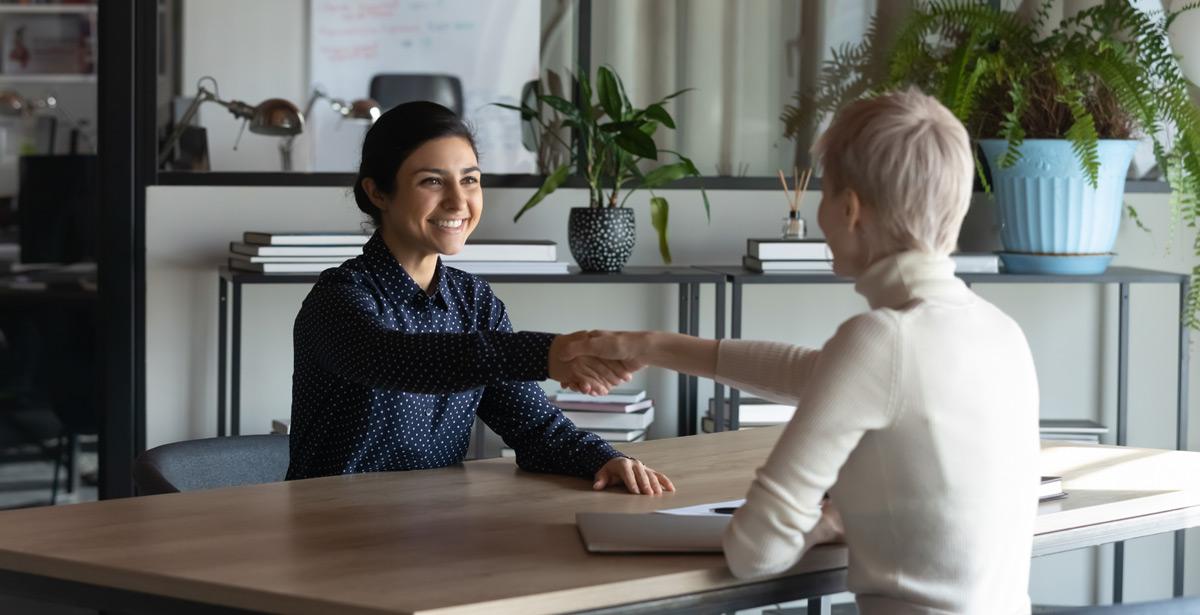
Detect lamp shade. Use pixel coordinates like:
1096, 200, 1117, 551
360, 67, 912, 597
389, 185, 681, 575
347, 99, 381, 122
250, 98, 303, 136
0, 92, 24, 116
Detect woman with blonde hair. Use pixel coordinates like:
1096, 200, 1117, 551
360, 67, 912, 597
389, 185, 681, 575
564, 88, 1040, 613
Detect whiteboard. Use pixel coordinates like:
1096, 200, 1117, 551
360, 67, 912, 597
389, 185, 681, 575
309, 0, 539, 173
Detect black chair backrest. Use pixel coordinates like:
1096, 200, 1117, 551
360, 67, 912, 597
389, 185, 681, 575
133, 434, 290, 495
369, 74, 464, 115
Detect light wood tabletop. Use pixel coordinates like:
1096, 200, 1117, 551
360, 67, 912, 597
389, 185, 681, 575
0, 428, 1196, 615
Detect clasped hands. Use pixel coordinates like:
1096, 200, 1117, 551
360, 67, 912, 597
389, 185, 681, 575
548, 330, 649, 396
549, 331, 672, 495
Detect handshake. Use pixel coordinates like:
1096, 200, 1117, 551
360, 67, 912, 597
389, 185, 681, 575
548, 330, 650, 396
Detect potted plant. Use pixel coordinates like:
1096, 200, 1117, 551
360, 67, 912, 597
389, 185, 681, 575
784, 2, 1200, 292
497, 66, 709, 272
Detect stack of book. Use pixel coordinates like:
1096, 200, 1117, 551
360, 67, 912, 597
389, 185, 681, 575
701, 396, 796, 432
441, 240, 568, 274
501, 389, 654, 458
743, 238, 833, 273
741, 238, 1002, 274
230, 231, 369, 273
229, 232, 569, 274
1040, 418, 1108, 444
950, 252, 1001, 273
552, 389, 654, 442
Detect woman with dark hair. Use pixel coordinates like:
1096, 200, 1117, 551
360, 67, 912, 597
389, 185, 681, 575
287, 101, 673, 495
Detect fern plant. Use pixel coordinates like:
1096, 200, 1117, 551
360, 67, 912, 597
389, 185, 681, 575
496, 65, 710, 264
783, 0, 1200, 326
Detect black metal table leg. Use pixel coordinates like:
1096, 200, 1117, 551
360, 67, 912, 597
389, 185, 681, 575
711, 278, 726, 437
231, 281, 243, 437
677, 284, 691, 437
728, 281, 743, 431
1113, 282, 1130, 604
217, 276, 227, 437
1175, 277, 1191, 597
688, 281, 700, 433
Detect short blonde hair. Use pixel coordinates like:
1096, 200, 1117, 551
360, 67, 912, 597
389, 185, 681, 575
813, 88, 973, 256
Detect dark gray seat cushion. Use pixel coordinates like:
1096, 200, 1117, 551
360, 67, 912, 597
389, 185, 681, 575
132, 434, 289, 495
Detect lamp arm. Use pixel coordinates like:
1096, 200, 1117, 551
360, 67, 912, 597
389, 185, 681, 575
158, 87, 216, 166
280, 87, 326, 156
301, 87, 326, 122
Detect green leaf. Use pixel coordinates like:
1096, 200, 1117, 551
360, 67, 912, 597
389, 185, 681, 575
538, 94, 579, 118
596, 66, 624, 121
615, 127, 658, 160
513, 164, 570, 222
576, 70, 592, 111
600, 120, 640, 133
492, 102, 537, 121
641, 162, 690, 188
644, 104, 676, 129
658, 88, 695, 103
650, 196, 672, 264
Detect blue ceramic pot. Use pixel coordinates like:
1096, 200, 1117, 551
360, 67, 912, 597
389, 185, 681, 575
978, 139, 1137, 274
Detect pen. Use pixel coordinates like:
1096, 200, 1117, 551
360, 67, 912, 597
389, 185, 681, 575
710, 507, 740, 515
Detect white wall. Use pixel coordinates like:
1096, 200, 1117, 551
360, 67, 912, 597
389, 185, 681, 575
180, 0, 308, 171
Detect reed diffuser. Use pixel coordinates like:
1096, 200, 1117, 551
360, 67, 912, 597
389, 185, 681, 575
777, 166, 811, 239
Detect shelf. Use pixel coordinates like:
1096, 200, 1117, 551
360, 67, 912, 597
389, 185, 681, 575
0, 73, 95, 84
219, 265, 726, 285
697, 265, 1188, 285
0, 4, 97, 14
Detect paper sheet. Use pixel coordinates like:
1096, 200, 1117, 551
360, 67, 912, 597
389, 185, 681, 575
655, 498, 746, 516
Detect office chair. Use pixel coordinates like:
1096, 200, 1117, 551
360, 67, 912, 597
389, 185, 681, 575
368, 74, 463, 115
132, 434, 290, 495
0, 313, 79, 506
1040, 596, 1200, 614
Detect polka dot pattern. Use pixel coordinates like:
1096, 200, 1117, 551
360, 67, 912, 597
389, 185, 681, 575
568, 207, 636, 272
286, 232, 622, 481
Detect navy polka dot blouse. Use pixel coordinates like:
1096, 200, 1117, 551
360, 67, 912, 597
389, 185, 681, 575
286, 232, 622, 481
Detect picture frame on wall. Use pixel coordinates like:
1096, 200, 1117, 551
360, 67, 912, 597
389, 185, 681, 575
1, 14, 92, 75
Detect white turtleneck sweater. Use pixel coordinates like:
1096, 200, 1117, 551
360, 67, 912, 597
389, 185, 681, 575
717, 250, 1040, 615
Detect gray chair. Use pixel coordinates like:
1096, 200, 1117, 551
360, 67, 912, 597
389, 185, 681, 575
132, 434, 289, 495
368, 74, 463, 115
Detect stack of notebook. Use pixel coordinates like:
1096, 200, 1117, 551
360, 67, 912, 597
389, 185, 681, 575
701, 396, 796, 432
1039, 418, 1108, 444
553, 389, 654, 443
742, 238, 1002, 274
742, 239, 833, 273
950, 253, 1001, 273
230, 231, 369, 273
229, 232, 569, 274
440, 240, 568, 274
501, 389, 654, 458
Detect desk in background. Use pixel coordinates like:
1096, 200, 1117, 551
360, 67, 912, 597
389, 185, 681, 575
0, 429, 1197, 614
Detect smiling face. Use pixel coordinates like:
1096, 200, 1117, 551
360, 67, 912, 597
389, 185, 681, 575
371, 136, 482, 258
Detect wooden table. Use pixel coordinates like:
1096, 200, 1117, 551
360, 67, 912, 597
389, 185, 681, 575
0, 429, 1197, 615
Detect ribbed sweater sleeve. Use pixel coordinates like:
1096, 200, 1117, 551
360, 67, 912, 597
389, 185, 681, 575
714, 340, 821, 405
718, 311, 901, 578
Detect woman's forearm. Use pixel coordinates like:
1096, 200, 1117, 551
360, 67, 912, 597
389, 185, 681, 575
641, 332, 719, 379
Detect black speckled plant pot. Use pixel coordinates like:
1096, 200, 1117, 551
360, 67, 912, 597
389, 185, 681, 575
568, 207, 636, 272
